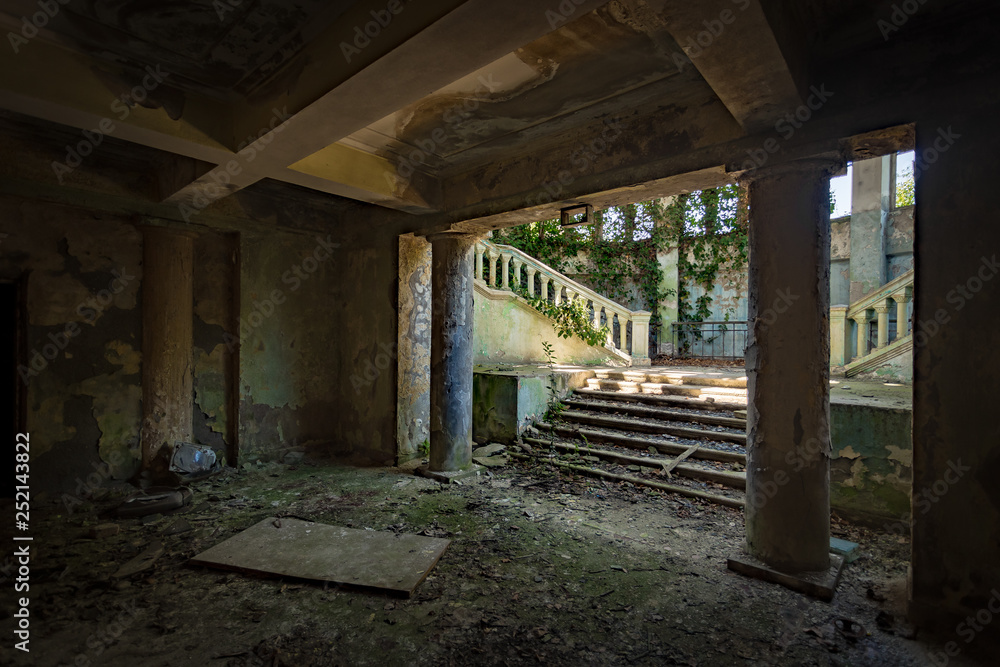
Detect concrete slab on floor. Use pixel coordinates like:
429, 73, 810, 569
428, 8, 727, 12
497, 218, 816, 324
190, 516, 450, 597
727, 553, 846, 601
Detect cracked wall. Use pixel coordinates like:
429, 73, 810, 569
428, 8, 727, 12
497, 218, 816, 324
0, 196, 143, 493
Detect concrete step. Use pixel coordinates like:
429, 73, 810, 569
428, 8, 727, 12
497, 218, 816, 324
574, 388, 745, 412
585, 378, 748, 401
558, 409, 747, 445
522, 434, 746, 489
533, 422, 746, 464
594, 369, 747, 389
563, 397, 747, 430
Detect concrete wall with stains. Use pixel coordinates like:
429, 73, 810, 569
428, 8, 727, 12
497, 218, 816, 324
193, 232, 238, 463
0, 197, 142, 493
830, 401, 911, 526
237, 229, 397, 466
396, 234, 431, 463
886, 205, 915, 279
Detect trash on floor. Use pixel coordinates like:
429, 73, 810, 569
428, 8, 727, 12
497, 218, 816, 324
170, 441, 223, 481
189, 517, 450, 597
115, 486, 193, 518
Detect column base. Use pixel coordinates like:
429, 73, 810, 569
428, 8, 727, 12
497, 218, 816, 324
415, 464, 485, 484
727, 552, 846, 601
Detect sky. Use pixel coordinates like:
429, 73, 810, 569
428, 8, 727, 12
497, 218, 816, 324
829, 150, 915, 218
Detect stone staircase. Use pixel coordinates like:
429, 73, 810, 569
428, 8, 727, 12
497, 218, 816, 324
516, 369, 750, 507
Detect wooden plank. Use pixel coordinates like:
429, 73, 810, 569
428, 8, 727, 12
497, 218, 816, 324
664, 443, 701, 475
190, 517, 449, 597
510, 452, 745, 509
523, 437, 745, 489
532, 422, 747, 464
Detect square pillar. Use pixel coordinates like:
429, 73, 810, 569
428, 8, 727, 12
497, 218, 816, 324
829, 306, 850, 366
139, 225, 196, 480
849, 155, 893, 302
631, 311, 652, 366
739, 157, 840, 573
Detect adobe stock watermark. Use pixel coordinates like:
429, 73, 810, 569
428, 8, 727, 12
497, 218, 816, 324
740, 85, 834, 171
65, 600, 145, 666
756, 288, 798, 332
883, 458, 971, 540
912, 126, 961, 179
340, 0, 406, 63
223, 235, 339, 351
928, 589, 1000, 666
385, 73, 500, 191
17, 267, 136, 385
177, 106, 293, 222
51, 65, 169, 184
911, 253, 996, 348
669, 0, 752, 72
546, 0, 592, 30
877, 0, 930, 41
526, 116, 629, 208
6, 0, 70, 53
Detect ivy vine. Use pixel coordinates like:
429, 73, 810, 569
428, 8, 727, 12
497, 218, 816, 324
493, 184, 749, 353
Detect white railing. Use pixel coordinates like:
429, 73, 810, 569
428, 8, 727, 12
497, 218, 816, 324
475, 239, 651, 364
831, 269, 914, 371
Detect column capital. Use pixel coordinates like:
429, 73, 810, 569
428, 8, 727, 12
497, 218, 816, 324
737, 156, 845, 185
892, 286, 913, 303
874, 303, 891, 314
426, 230, 487, 245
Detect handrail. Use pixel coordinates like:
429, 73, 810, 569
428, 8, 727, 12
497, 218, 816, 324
846, 269, 914, 320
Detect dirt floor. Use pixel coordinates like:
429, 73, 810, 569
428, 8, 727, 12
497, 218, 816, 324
0, 455, 983, 667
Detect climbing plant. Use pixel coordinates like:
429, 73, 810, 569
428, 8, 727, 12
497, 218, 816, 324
493, 184, 750, 351
514, 286, 608, 347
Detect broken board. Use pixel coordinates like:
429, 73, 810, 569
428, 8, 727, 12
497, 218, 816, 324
190, 517, 449, 597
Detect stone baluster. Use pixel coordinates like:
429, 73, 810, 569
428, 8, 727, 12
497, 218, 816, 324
474, 244, 484, 282
854, 312, 869, 359
511, 258, 523, 287
875, 300, 891, 348
540, 275, 550, 303
605, 309, 616, 348
501, 253, 511, 291
894, 287, 912, 338
526, 267, 537, 296
553, 281, 562, 306
487, 250, 498, 288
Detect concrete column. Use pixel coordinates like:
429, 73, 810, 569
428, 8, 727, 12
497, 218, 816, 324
849, 155, 894, 302
740, 158, 839, 573
428, 232, 479, 472
829, 306, 850, 366
853, 313, 869, 359
139, 225, 195, 477
875, 301, 891, 348
894, 288, 912, 338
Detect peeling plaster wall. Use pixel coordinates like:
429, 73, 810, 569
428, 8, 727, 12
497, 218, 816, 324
831, 216, 851, 306
237, 229, 397, 466
0, 196, 142, 492
396, 234, 431, 464
193, 232, 238, 462
830, 402, 911, 526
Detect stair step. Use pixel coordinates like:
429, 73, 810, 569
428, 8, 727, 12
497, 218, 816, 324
594, 370, 747, 389
533, 422, 746, 464
585, 379, 748, 401
558, 410, 747, 445
563, 398, 746, 430
522, 436, 746, 489
574, 388, 745, 412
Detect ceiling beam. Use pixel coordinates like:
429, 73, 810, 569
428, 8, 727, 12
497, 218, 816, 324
657, 0, 804, 132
